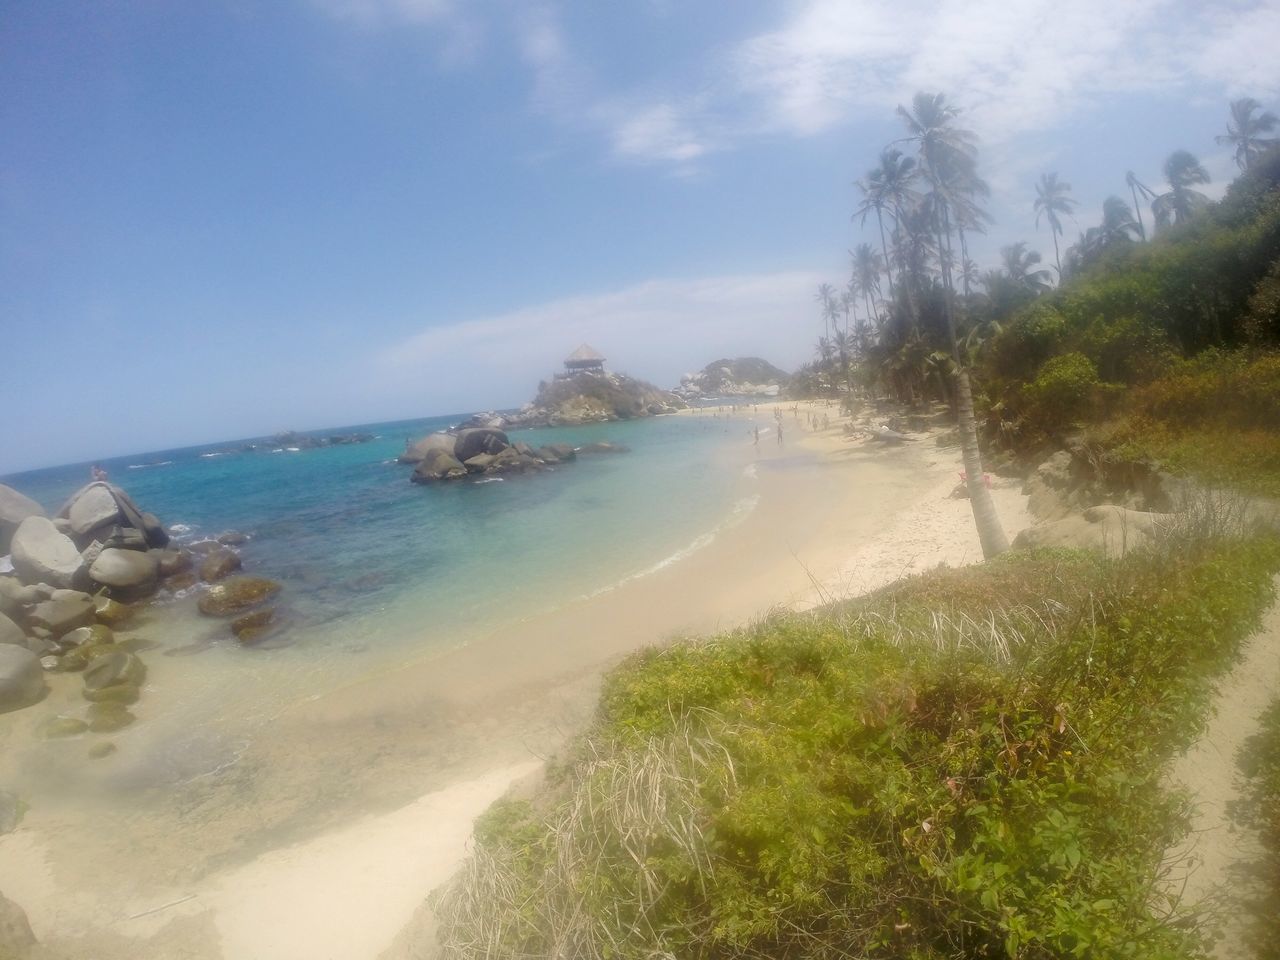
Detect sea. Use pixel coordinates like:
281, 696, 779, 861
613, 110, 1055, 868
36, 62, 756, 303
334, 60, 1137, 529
1, 409, 760, 788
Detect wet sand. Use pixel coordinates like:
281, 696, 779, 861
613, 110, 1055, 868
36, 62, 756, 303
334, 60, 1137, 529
0, 400, 1031, 960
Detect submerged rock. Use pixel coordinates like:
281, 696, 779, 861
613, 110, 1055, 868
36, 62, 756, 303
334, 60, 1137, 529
83, 650, 146, 691
0, 890, 36, 960
82, 682, 140, 705
39, 715, 89, 738
88, 741, 117, 759
198, 576, 281, 617
86, 702, 135, 732
0, 645, 46, 713
199, 548, 242, 583
231, 608, 275, 643
94, 595, 134, 626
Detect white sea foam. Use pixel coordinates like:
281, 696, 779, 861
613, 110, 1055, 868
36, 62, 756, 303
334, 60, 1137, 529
286, 447, 301, 452
743, 462, 758, 479
128, 460, 173, 470
474, 477, 505, 484
168, 523, 194, 535
200, 452, 224, 459
582, 494, 760, 600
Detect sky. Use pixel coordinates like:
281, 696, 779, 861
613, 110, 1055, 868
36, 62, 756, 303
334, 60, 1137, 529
3, 0, 1279, 473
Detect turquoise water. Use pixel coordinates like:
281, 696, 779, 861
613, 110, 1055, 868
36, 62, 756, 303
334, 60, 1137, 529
3, 413, 752, 658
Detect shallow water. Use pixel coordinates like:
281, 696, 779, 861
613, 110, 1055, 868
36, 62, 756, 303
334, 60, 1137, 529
1, 412, 755, 791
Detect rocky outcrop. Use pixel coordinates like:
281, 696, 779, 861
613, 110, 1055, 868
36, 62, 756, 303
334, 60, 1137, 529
477, 371, 685, 430
11, 517, 85, 589
454, 428, 511, 462
0, 485, 44, 556
1013, 505, 1164, 557
398, 432, 457, 465
411, 449, 468, 483
88, 548, 159, 591
675, 357, 790, 400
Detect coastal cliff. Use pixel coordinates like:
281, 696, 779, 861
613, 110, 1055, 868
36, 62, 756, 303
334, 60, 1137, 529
675, 357, 790, 400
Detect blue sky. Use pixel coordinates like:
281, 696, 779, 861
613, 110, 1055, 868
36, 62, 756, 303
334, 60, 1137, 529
3, 0, 1278, 473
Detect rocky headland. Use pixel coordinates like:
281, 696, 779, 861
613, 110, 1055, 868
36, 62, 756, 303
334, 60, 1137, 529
674, 356, 790, 400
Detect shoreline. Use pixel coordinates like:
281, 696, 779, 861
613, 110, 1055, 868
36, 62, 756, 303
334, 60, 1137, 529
0, 400, 1032, 960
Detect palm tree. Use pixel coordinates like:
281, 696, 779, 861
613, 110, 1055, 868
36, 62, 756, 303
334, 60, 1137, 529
1000, 242, 1053, 293
1216, 97, 1279, 170
814, 282, 837, 344
1032, 172, 1076, 279
896, 91, 1009, 558
854, 148, 918, 300
1071, 196, 1141, 269
1125, 171, 1156, 241
1152, 150, 1210, 230
850, 243, 884, 326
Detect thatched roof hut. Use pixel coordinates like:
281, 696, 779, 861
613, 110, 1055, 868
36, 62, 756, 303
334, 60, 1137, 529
563, 343, 606, 374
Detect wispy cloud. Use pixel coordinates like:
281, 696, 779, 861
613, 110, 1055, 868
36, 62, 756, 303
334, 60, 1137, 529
375, 270, 823, 405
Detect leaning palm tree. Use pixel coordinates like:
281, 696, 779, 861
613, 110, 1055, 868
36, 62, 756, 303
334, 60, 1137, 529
896, 91, 1009, 558
1125, 171, 1157, 241
814, 282, 837, 344
1032, 172, 1077, 279
1216, 97, 1279, 170
850, 243, 884, 326
1152, 150, 1210, 230
1000, 241, 1053, 294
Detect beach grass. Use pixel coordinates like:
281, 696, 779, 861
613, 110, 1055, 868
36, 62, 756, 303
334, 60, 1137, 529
435, 536, 1280, 959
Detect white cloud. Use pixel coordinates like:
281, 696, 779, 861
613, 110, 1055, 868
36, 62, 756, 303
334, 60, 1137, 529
375, 270, 824, 407
610, 103, 709, 164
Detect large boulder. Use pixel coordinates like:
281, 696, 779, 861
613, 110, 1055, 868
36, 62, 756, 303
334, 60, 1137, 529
0, 612, 25, 647
0, 485, 44, 556
89, 548, 159, 591
1012, 505, 1164, 558
10, 516, 85, 588
0, 645, 46, 713
398, 432, 458, 465
453, 428, 510, 463
411, 448, 467, 484
198, 576, 281, 617
67, 483, 121, 536
29, 590, 96, 637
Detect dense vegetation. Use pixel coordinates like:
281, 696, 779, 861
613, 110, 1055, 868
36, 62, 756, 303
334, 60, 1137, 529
1240, 697, 1280, 957
437, 535, 1280, 959
801, 95, 1280, 498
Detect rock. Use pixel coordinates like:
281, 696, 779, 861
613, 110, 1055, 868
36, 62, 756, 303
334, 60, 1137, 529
150, 548, 193, 578
200, 549, 242, 583
231, 608, 275, 644
217, 531, 249, 546
40, 715, 88, 738
83, 650, 146, 691
79, 539, 105, 569
29, 591, 95, 637
166, 572, 198, 592
89, 548, 159, 590
141, 513, 170, 548
94, 595, 133, 626
88, 741, 117, 759
398, 432, 457, 465
10, 516, 85, 589
0, 612, 24, 648
0, 485, 45, 556
543, 444, 576, 461
67, 484, 121, 536
188, 539, 223, 555
577, 441, 630, 455
0, 579, 32, 621
513, 441, 538, 458
411, 449, 467, 484
87, 702, 135, 732
0, 890, 36, 959
62, 624, 113, 649
1012, 505, 1165, 558
0, 645, 46, 713
198, 576, 281, 617
58, 641, 116, 672
453, 428, 510, 463
462, 453, 496, 473
82, 683, 140, 705
0, 792, 21, 835
53, 518, 74, 535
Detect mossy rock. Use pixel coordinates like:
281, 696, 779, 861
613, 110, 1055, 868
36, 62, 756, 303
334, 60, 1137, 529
94, 596, 134, 626
39, 715, 88, 738
86, 703, 135, 733
87, 741, 117, 759
82, 682, 140, 705
83, 651, 146, 691
231, 608, 275, 644
57, 641, 116, 672
198, 577, 281, 617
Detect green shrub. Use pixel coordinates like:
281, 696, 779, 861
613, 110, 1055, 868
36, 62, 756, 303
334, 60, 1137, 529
1021, 352, 1101, 433
437, 541, 1280, 960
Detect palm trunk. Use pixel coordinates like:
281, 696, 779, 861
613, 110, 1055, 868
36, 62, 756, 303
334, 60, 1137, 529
936, 201, 1009, 560
1129, 183, 1148, 242
1051, 228, 1062, 282
875, 207, 896, 300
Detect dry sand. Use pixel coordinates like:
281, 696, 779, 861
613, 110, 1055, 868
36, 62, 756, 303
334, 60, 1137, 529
0, 400, 1032, 960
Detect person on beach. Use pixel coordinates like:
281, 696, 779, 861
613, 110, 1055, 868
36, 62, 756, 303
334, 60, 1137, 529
777, 424, 784, 446
754, 427, 760, 447
91, 464, 108, 482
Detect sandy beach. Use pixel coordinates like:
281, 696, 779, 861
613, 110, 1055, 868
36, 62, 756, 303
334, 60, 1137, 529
0, 400, 1031, 960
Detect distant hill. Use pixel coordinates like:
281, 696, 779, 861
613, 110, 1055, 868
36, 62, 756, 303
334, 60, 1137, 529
675, 357, 790, 399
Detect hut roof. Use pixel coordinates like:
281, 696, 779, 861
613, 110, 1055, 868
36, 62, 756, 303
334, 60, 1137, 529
565, 343, 605, 363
